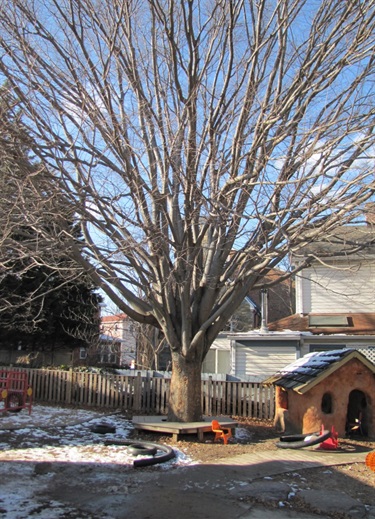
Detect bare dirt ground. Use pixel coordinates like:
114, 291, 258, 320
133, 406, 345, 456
129, 416, 375, 516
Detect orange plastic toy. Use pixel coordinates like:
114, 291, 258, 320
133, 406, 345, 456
365, 451, 375, 472
211, 419, 232, 445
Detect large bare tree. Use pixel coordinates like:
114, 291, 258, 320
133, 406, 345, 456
0, 0, 374, 420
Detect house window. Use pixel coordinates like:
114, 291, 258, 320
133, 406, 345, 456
309, 315, 349, 327
79, 348, 87, 360
321, 392, 333, 414
99, 352, 117, 364
309, 344, 346, 352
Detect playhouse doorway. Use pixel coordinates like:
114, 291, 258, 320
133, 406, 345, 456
346, 389, 368, 436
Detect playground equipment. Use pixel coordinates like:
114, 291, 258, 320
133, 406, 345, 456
319, 425, 339, 450
365, 451, 375, 472
0, 370, 32, 414
276, 424, 331, 449
211, 419, 233, 445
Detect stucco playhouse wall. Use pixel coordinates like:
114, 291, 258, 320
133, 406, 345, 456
275, 358, 375, 438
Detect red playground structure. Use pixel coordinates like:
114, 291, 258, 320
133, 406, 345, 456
0, 370, 33, 414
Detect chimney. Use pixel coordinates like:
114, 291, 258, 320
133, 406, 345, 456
260, 288, 269, 333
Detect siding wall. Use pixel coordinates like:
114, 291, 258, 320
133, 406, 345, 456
234, 341, 297, 378
202, 349, 230, 374
202, 336, 231, 374
297, 261, 375, 313
295, 270, 311, 314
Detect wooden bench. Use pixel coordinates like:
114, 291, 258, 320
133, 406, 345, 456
132, 416, 238, 441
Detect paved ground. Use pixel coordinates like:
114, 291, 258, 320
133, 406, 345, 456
41, 442, 373, 519
112, 448, 372, 519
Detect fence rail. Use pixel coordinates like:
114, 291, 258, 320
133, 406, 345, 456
0, 367, 275, 419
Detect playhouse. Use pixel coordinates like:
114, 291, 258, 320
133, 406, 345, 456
264, 349, 375, 438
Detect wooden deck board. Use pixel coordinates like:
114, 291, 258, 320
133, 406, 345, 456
132, 416, 238, 441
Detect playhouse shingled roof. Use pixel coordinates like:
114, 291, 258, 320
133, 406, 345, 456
263, 348, 375, 394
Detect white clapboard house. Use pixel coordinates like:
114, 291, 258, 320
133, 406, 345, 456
204, 222, 375, 380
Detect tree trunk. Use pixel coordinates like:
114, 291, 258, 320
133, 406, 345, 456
167, 352, 203, 422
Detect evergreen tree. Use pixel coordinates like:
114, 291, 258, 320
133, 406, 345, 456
0, 86, 101, 354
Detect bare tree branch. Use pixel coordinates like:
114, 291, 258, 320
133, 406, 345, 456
0, 0, 374, 419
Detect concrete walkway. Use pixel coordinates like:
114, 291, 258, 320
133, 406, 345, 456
213, 444, 369, 479
199, 446, 373, 518
117, 443, 374, 519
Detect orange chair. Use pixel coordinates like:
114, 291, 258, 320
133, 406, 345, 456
211, 420, 232, 445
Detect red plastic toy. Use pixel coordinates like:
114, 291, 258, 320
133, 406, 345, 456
319, 425, 339, 450
0, 370, 33, 414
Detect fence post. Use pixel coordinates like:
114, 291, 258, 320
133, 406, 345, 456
66, 368, 73, 405
208, 376, 213, 416
134, 371, 142, 412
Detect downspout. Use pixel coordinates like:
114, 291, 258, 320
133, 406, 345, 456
230, 338, 235, 376
297, 334, 303, 359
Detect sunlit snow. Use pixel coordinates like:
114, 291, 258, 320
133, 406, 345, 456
0, 405, 193, 518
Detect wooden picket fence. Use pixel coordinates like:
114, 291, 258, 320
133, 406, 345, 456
0, 367, 275, 419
